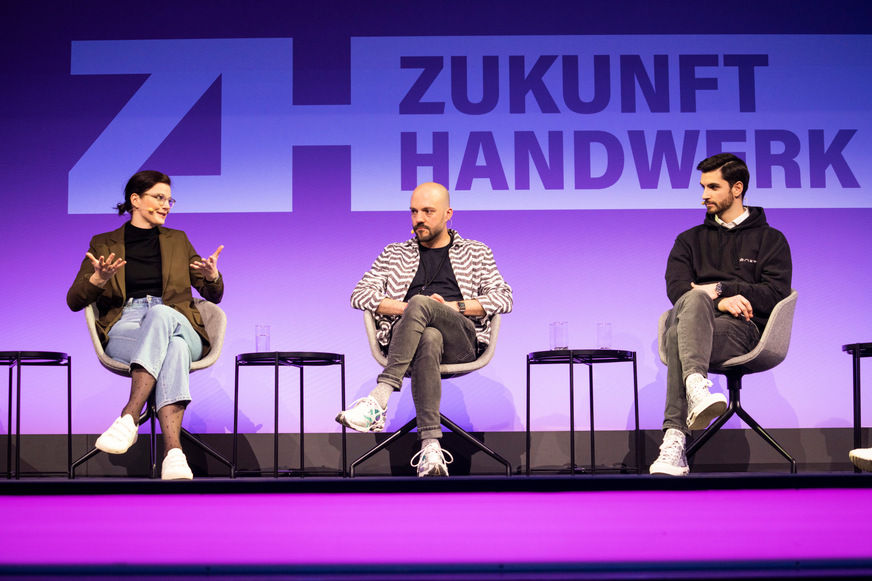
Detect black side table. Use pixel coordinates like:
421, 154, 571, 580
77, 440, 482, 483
526, 349, 641, 475
234, 352, 346, 477
0, 351, 71, 479
843, 342, 871, 473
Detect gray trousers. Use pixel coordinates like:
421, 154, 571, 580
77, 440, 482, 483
378, 295, 479, 440
663, 289, 760, 435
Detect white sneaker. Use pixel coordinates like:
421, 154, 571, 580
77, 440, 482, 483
411, 442, 453, 477
335, 396, 387, 433
849, 448, 872, 472
650, 428, 689, 476
161, 448, 193, 480
686, 374, 727, 431
95, 415, 138, 454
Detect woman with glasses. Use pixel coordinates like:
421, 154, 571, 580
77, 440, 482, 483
67, 170, 224, 480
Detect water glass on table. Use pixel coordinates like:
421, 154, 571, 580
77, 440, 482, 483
255, 324, 271, 352
549, 321, 568, 350
597, 322, 612, 349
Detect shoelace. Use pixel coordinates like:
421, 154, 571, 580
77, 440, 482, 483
687, 377, 713, 395
346, 397, 384, 420
694, 377, 714, 389
659, 437, 685, 464
687, 379, 714, 408
410, 446, 454, 468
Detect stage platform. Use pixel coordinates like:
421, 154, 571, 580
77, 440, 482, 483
2, 472, 872, 580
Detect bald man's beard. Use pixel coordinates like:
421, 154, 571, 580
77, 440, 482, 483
415, 223, 445, 244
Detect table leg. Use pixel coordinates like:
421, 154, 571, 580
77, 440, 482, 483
7, 363, 12, 479
15, 353, 21, 479
526, 356, 531, 476
299, 366, 305, 476
233, 360, 239, 476
274, 353, 280, 479
67, 356, 72, 479
854, 346, 861, 449
632, 354, 641, 475
569, 355, 575, 475
340, 356, 347, 478
589, 363, 595, 474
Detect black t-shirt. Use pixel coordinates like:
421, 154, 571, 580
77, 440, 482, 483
403, 241, 462, 302
124, 223, 163, 299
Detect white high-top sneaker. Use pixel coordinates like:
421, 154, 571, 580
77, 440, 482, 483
650, 428, 689, 476
686, 374, 727, 431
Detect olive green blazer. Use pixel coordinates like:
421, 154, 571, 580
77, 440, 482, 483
67, 223, 224, 356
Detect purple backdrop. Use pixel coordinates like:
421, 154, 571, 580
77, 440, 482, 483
1, 1, 870, 437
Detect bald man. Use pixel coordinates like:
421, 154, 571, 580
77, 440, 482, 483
339, 182, 513, 476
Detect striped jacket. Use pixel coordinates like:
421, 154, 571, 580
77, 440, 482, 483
350, 230, 513, 348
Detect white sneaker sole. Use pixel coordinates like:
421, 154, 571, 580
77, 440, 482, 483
161, 470, 193, 480
335, 412, 384, 433
162, 452, 194, 480
649, 460, 689, 476
687, 394, 728, 431
849, 450, 872, 472
95, 431, 137, 455
418, 464, 449, 477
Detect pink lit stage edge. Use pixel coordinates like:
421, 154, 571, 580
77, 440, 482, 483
2, 488, 872, 575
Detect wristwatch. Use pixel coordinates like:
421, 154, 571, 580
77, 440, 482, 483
458, 301, 466, 314
715, 282, 723, 297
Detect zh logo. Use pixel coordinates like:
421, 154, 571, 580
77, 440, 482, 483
69, 39, 294, 214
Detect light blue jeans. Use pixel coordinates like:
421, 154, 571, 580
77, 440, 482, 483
105, 297, 203, 411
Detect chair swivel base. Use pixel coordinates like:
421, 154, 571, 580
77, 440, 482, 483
686, 380, 796, 474
70, 399, 234, 479
349, 414, 512, 477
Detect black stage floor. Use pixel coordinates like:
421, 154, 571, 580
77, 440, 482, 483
2, 473, 871, 581
1, 470, 870, 495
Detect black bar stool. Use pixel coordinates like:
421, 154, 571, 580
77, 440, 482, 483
0, 351, 71, 479
526, 349, 641, 475
234, 351, 346, 477
843, 342, 872, 473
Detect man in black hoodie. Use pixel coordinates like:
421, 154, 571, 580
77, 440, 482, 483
650, 153, 792, 475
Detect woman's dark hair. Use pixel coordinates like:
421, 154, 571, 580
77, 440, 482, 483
115, 170, 171, 216
696, 153, 750, 199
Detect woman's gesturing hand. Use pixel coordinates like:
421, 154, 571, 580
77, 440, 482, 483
190, 245, 224, 282
86, 252, 126, 288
